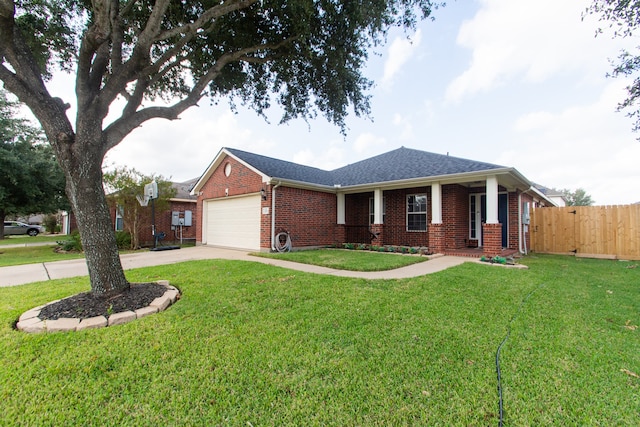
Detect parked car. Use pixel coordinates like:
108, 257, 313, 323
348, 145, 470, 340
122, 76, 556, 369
3, 221, 44, 236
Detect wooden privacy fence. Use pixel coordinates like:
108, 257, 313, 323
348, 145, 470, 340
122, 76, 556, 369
530, 204, 640, 260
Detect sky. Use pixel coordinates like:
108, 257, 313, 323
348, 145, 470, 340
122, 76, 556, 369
27, 0, 640, 205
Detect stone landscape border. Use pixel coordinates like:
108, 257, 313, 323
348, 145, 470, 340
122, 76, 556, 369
16, 280, 180, 333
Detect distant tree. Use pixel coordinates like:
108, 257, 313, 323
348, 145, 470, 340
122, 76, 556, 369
561, 188, 595, 206
0, 0, 439, 296
0, 89, 67, 239
588, 1, 640, 134
103, 167, 176, 250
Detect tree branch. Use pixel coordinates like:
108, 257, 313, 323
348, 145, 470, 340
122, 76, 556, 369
154, 0, 258, 43
103, 36, 295, 152
0, 6, 74, 144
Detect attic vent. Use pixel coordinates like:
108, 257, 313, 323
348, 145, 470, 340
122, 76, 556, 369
224, 162, 232, 177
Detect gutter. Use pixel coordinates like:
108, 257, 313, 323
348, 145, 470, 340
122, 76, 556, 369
518, 193, 523, 254
271, 181, 282, 251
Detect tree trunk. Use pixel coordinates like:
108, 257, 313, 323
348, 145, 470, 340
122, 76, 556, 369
62, 137, 129, 297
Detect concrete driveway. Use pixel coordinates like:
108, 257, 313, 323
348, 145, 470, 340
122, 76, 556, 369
0, 246, 472, 287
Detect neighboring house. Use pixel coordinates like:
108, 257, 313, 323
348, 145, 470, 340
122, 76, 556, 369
191, 147, 556, 257
109, 178, 199, 247
534, 184, 567, 207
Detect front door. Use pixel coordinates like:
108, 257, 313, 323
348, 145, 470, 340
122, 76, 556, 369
469, 193, 508, 247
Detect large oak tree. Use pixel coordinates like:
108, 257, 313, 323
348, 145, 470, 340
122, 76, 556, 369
0, 0, 439, 296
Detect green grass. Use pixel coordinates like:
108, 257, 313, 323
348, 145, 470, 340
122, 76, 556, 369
0, 255, 638, 425
253, 248, 428, 271
0, 234, 61, 245
0, 244, 86, 266
0, 242, 189, 267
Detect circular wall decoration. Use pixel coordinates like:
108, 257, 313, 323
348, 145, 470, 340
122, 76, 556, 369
224, 162, 232, 177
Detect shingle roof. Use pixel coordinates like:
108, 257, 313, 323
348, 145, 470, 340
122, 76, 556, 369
226, 146, 506, 187
226, 148, 335, 185
172, 178, 199, 200
331, 147, 505, 185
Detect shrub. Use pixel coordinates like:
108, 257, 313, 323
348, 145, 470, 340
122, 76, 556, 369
43, 214, 57, 234
115, 231, 132, 250
56, 231, 83, 252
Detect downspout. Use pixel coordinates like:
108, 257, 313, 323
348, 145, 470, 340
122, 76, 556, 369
518, 193, 523, 254
271, 181, 282, 251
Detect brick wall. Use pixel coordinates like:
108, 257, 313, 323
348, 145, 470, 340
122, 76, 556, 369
383, 187, 431, 247
108, 200, 197, 247
157, 201, 197, 243
483, 223, 503, 257
273, 186, 338, 248
344, 187, 432, 247
345, 192, 371, 225
442, 184, 469, 249
508, 192, 519, 250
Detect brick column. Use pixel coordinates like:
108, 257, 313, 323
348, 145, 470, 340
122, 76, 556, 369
429, 223, 445, 253
482, 223, 503, 257
370, 223, 384, 246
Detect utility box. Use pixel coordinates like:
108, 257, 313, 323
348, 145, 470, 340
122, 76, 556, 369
184, 210, 192, 227
522, 203, 530, 225
171, 211, 180, 226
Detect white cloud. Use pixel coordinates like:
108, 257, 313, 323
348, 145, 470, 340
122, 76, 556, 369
353, 132, 387, 155
381, 29, 422, 88
104, 107, 274, 181
392, 113, 414, 140
292, 142, 346, 170
494, 79, 640, 205
445, 0, 630, 103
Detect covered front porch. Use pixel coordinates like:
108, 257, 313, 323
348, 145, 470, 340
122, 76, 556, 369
337, 174, 531, 258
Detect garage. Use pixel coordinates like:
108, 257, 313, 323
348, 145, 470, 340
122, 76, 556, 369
204, 194, 261, 250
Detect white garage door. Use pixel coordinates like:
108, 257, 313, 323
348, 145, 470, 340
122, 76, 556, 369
205, 195, 261, 250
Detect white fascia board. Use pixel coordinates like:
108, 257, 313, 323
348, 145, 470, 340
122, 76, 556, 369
336, 168, 521, 193
190, 147, 270, 195
265, 178, 336, 193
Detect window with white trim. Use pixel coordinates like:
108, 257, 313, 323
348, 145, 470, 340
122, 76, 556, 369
115, 205, 124, 231
369, 197, 386, 224
407, 194, 427, 231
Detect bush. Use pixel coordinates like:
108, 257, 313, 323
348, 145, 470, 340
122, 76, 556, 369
115, 231, 132, 250
56, 231, 82, 252
43, 214, 57, 234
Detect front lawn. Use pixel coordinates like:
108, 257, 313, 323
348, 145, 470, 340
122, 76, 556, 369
0, 244, 85, 266
0, 234, 61, 246
0, 255, 637, 425
253, 248, 428, 271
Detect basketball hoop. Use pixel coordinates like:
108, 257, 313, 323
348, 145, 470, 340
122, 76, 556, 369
136, 194, 149, 207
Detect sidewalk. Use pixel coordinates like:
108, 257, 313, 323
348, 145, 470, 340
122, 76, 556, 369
0, 246, 473, 288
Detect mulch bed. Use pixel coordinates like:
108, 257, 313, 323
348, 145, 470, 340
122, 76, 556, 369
38, 283, 167, 321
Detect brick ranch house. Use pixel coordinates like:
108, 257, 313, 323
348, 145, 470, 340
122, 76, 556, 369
191, 147, 556, 257
108, 178, 198, 247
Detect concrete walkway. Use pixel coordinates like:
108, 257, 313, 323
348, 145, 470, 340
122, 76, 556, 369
0, 246, 479, 288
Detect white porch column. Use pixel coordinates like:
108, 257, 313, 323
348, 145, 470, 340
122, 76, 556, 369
486, 175, 499, 224
374, 188, 383, 224
431, 182, 442, 224
337, 192, 345, 225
